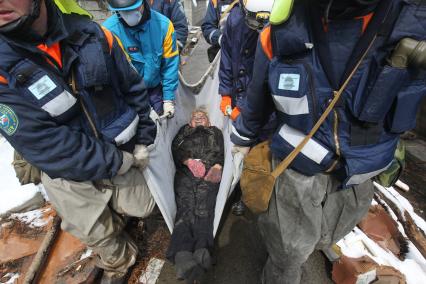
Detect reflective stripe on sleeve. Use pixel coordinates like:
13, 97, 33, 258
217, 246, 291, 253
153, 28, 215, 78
231, 125, 251, 141
278, 124, 329, 164
114, 114, 139, 145
273, 95, 309, 115
41, 90, 77, 117
346, 161, 392, 186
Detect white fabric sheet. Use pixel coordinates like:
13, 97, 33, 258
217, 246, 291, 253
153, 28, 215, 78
143, 61, 242, 236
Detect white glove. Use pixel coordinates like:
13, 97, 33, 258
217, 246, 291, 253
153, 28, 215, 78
133, 144, 149, 170
231, 145, 250, 157
117, 151, 135, 175
162, 100, 175, 118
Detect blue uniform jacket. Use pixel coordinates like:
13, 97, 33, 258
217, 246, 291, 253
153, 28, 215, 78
104, 8, 179, 101
0, 4, 156, 181
149, 0, 188, 47
202, 0, 235, 47
219, 5, 258, 111
232, 0, 426, 187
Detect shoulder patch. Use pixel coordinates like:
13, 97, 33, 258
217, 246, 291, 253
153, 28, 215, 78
0, 104, 18, 136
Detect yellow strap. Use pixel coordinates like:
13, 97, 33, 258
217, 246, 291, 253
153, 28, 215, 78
53, 0, 92, 18
219, 0, 239, 21
271, 35, 378, 179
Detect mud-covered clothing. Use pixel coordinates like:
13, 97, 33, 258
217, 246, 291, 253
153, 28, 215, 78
167, 124, 224, 260
41, 168, 155, 274
259, 159, 374, 283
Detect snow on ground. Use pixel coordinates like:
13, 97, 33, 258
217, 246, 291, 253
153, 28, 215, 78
9, 207, 52, 228
337, 183, 426, 284
0, 273, 19, 284
374, 182, 426, 234
0, 138, 45, 215
139, 258, 165, 284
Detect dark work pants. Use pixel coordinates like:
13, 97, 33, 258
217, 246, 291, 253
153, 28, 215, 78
167, 171, 219, 261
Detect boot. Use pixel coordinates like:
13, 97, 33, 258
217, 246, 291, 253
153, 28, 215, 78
231, 199, 245, 216
193, 248, 212, 270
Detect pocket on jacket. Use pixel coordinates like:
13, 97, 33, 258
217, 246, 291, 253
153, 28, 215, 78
9, 59, 78, 121
386, 81, 426, 133
129, 52, 145, 76
269, 61, 315, 133
77, 39, 109, 87
358, 65, 408, 123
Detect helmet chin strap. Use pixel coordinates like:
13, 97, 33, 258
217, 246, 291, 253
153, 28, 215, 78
0, 0, 41, 35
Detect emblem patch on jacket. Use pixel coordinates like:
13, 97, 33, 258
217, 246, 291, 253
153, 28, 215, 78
28, 75, 57, 100
278, 74, 300, 91
0, 104, 18, 136
127, 46, 139, 53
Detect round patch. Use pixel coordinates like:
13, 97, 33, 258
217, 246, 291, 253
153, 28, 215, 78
0, 104, 18, 136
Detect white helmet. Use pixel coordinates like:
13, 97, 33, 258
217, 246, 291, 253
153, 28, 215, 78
241, 0, 275, 30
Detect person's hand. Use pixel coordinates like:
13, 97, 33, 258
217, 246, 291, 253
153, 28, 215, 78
185, 159, 206, 178
133, 144, 149, 170
220, 95, 232, 116
231, 145, 250, 158
162, 100, 175, 118
117, 151, 135, 175
204, 164, 222, 183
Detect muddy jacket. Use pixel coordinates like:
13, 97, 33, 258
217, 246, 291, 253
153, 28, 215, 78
149, 0, 188, 47
0, 4, 156, 181
219, 5, 258, 111
232, 0, 426, 187
202, 0, 235, 47
172, 124, 224, 172
167, 124, 224, 259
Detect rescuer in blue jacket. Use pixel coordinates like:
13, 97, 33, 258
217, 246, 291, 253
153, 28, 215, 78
0, 0, 156, 282
104, 0, 180, 118
231, 0, 426, 283
219, 0, 275, 216
202, 0, 236, 62
149, 0, 189, 50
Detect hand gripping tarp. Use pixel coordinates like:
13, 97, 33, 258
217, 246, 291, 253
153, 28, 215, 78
143, 55, 244, 235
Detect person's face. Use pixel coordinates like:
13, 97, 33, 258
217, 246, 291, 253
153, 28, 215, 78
190, 112, 210, 127
0, 0, 32, 27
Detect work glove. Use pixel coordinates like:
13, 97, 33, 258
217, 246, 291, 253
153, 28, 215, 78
133, 144, 149, 170
204, 164, 223, 183
220, 95, 232, 116
220, 95, 241, 121
229, 107, 240, 121
231, 145, 250, 158
186, 159, 206, 178
117, 151, 135, 175
162, 100, 175, 118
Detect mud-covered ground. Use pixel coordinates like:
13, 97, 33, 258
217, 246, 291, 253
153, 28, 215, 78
127, 208, 171, 284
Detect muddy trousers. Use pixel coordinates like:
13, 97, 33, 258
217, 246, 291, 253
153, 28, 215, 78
258, 163, 374, 284
166, 173, 219, 261
41, 168, 156, 274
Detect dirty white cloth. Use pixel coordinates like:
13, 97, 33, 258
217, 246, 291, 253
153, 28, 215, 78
144, 61, 241, 235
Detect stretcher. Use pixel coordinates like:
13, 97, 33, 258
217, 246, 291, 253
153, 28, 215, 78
144, 53, 244, 235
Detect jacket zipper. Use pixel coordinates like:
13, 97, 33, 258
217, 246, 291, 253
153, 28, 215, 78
301, 62, 318, 122
70, 71, 100, 139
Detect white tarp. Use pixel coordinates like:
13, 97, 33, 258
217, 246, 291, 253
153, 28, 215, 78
143, 59, 243, 235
